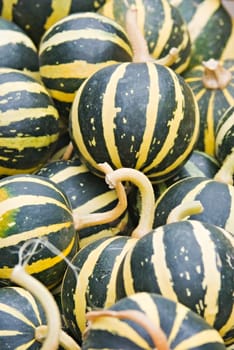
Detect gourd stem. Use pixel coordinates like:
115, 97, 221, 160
202, 59, 232, 89
11, 265, 61, 350
72, 163, 128, 230
125, 4, 178, 66
62, 141, 74, 161
103, 166, 155, 239
85, 309, 170, 350
214, 151, 234, 185
35, 325, 81, 350
166, 200, 204, 224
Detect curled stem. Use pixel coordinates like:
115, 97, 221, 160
214, 151, 234, 185
104, 166, 155, 239
202, 59, 232, 89
86, 309, 170, 350
11, 265, 61, 350
72, 162, 128, 230
166, 200, 204, 224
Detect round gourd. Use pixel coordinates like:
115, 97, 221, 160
0, 17, 39, 80
184, 58, 234, 156
116, 220, 234, 345
82, 292, 226, 349
36, 158, 131, 248
39, 12, 133, 119
0, 174, 77, 289
0, 0, 109, 46
99, 0, 192, 73
70, 62, 200, 183
0, 68, 60, 176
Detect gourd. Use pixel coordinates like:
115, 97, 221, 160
82, 292, 226, 349
98, 0, 192, 73
39, 12, 133, 119
0, 68, 60, 176
69, 61, 200, 183
0, 0, 109, 46
183, 58, 234, 156
0, 17, 39, 81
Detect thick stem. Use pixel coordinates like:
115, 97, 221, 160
86, 309, 170, 350
72, 163, 128, 230
35, 325, 81, 350
62, 141, 74, 161
104, 167, 155, 239
214, 151, 234, 185
202, 59, 232, 89
11, 265, 61, 350
166, 200, 204, 224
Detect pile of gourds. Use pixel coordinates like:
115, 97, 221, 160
0, 0, 233, 349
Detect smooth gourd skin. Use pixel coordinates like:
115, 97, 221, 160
82, 292, 226, 349
116, 221, 234, 345
70, 62, 200, 183
0, 174, 77, 290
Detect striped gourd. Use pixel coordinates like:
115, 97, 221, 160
0, 17, 39, 81
153, 176, 234, 234
39, 12, 133, 119
0, 68, 60, 176
0, 174, 77, 290
70, 61, 200, 183
0, 286, 47, 349
82, 292, 226, 349
170, 0, 234, 68
215, 105, 234, 164
0, 0, 109, 46
61, 235, 136, 344
36, 158, 131, 248
183, 58, 234, 156
99, 0, 192, 74
116, 221, 234, 345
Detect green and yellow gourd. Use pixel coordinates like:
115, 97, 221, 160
82, 292, 226, 349
99, 0, 192, 73
0, 17, 39, 81
39, 12, 133, 119
0, 68, 60, 177
0, 0, 109, 46
0, 174, 77, 290
70, 62, 200, 183
183, 58, 234, 156
170, 0, 234, 68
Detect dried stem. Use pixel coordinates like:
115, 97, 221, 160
214, 151, 234, 185
86, 309, 170, 350
167, 200, 204, 224
202, 59, 232, 89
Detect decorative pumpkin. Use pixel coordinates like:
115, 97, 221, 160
70, 61, 200, 183
0, 174, 77, 289
0, 17, 39, 80
170, 0, 234, 68
184, 58, 234, 156
39, 12, 133, 119
0, 68, 60, 176
82, 292, 226, 349
98, 0, 192, 73
0, 0, 109, 46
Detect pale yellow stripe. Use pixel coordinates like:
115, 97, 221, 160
0, 30, 37, 50
225, 186, 234, 234
188, 0, 220, 41
0, 330, 22, 335
72, 191, 117, 216
204, 91, 215, 155
0, 134, 58, 151
0, 165, 40, 175
135, 63, 159, 169
218, 305, 234, 338
174, 329, 224, 350
44, 0, 72, 30
46, 89, 75, 103
15, 287, 42, 325
151, 226, 178, 301
0, 302, 35, 328
221, 18, 234, 60
168, 303, 188, 344
216, 109, 234, 150
182, 178, 210, 203
122, 245, 136, 296
50, 164, 88, 183
16, 339, 35, 350
0, 81, 49, 96
0, 106, 59, 125
0, 0, 17, 20
222, 86, 234, 106
131, 292, 161, 329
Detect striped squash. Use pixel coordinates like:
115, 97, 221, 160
0, 68, 60, 176
183, 58, 234, 156
170, 0, 234, 68
0, 17, 39, 81
0, 174, 77, 290
36, 158, 131, 248
215, 105, 234, 164
116, 221, 234, 345
70, 61, 200, 183
99, 0, 192, 74
61, 235, 136, 344
82, 292, 226, 349
39, 12, 133, 119
0, 286, 47, 349
0, 0, 109, 46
